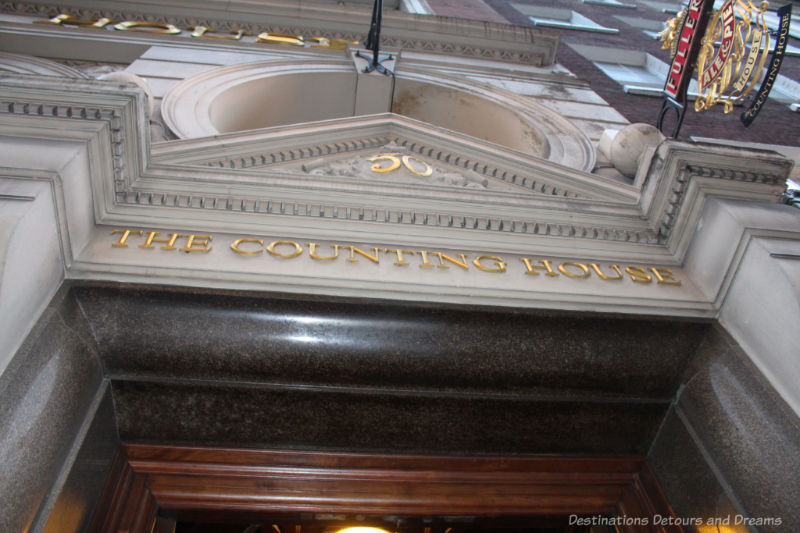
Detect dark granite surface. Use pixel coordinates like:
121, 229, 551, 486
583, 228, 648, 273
40, 385, 119, 533
648, 409, 750, 533
662, 326, 800, 533
112, 379, 669, 454
74, 284, 709, 399
73, 283, 709, 455
0, 287, 105, 533
6, 281, 800, 531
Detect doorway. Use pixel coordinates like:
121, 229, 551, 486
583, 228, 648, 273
88, 444, 680, 533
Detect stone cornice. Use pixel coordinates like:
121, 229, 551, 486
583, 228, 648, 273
0, 73, 790, 263
639, 141, 791, 257
1, 0, 559, 65
0, 73, 795, 316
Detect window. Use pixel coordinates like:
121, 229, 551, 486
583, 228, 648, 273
570, 44, 698, 96
613, 15, 667, 39
583, 0, 637, 8
511, 4, 620, 33
401, 0, 433, 15
767, 73, 800, 109
638, 1, 681, 14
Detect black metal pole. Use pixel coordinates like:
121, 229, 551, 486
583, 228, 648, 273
357, 0, 393, 75
372, 0, 382, 66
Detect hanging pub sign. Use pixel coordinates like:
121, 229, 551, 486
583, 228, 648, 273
656, 0, 715, 137
740, 4, 793, 126
656, 0, 792, 136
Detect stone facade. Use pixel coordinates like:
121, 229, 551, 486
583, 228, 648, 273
1, 2, 799, 532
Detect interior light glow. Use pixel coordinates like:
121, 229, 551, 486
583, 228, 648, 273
335, 527, 390, 533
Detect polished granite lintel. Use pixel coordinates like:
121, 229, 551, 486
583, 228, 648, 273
112, 379, 671, 455
74, 283, 710, 400
72, 282, 708, 456
7, 281, 800, 532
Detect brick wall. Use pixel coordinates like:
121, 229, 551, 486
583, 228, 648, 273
427, 0, 800, 146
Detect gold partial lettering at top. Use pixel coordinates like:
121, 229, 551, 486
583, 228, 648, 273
694, 0, 771, 113
33, 14, 358, 50
309, 37, 358, 50
114, 20, 182, 34
189, 26, 250, 40
257, 32, 305, 46
34, 14, 113, 28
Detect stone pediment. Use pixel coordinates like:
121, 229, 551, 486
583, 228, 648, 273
152, 114, 628, 204
299, 144, 518, 193
0, 73, 793, 317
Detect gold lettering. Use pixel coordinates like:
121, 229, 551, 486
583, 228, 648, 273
110, 229, 142, 248
520, 258, 559, 277
309, 37, 357, 50
307, 243, 341, 261
266, 240, 303, 258
625, 266, 653, 283
401, 155, 433, 177
189, 26, 249, 40
368, 153, 402, 173
139, 231, 184, 250
650, 267, 682, 286
384, 248, 415, 266
345, 245, 381, 263
310, 36, 330, 47
473, 255, 506, 273
431, 252, 469, 270
257, 32, 305, 46
35, 14, 112, 28
231, 238, 264, 255
417, 250, 436, 268
558, 262, 590, 278
590, 263, 623, 281
180, 234, 213, 253
368, 153, 433, 177
114, 21, 182, 34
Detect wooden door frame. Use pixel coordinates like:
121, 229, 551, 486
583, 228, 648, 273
88, 444, 682, 533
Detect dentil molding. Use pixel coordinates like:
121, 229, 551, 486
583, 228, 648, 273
0, 73, 790, 263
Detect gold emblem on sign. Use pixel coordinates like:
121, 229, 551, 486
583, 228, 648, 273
368, 153, 433, 177
694, 0, 771, 113
659, 8, 686, 57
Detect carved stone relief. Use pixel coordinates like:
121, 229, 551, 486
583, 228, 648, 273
300, 142, 519, 193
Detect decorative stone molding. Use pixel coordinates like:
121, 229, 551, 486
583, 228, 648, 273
3, 86, 126, 188
160, 61, 596, 172
0, 51, 89, 78
0, 73, 791, 269
0, 73, 150, 225
639, 141, 790, 253
2, 1, 558, 65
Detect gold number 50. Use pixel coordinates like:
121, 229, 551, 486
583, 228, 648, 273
368, 153, 433, 177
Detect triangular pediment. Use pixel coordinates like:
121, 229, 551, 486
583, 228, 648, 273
1, 75, 788, 273
152, 114, 637, 204
0, 73, 792, 318
297, 141, 527, 194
